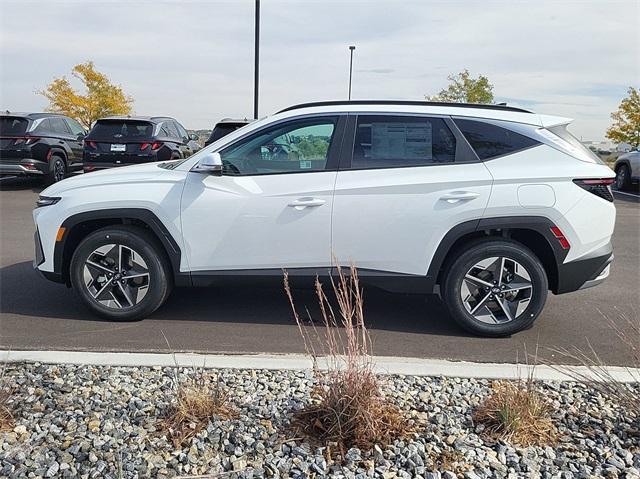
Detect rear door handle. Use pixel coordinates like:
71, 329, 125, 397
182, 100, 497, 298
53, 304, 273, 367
440, 191, 481, 203
288, 197, 326, 209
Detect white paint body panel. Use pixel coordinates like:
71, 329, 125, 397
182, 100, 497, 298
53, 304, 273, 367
332, 163, 493, 275
482, 144, 616, 262
180, 171, 336, 271
34, 163, 188, 272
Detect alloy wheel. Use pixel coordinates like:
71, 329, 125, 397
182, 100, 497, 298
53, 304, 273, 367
616, 167, 626, 189
83, 244, 150, 309
53, 159, 65, 182
460, 256, 533, 324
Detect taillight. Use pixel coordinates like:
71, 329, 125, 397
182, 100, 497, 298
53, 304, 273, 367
85, 140, 97, 149
550, 226, 570, 250
140, 143, 150, 150
573, 178, 614, 202
151, 142, 162, 150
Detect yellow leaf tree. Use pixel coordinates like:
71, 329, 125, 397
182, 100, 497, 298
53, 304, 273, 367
38, 61, 133, 129
606, 87, 640, 149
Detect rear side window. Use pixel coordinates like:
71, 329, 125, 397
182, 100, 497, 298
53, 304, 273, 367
0, 117, 28, 136
50, 117, 71, 135
352, 115, 456, 169
454, 119, 540, 160
90, 121, 154, 139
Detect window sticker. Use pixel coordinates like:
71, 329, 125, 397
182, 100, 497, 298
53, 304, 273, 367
370, 122, 432, 160
299, 160, 312, 169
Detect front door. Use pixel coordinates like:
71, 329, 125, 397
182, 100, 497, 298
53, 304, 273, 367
180, 115, 344, 272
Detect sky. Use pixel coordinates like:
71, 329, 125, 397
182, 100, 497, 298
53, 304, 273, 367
1, 0, 638, 140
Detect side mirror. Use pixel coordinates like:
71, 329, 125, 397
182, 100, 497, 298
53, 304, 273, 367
189, 133, 199, 141
77, 132, 86, 140
192, 152, 222, 175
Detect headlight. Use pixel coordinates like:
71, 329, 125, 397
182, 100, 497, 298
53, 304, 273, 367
36, 196, 61, 208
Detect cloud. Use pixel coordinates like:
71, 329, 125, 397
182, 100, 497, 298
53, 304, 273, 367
0, 0, 637, 140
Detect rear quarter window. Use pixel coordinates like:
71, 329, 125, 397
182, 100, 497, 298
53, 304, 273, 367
454, 118, 540, 160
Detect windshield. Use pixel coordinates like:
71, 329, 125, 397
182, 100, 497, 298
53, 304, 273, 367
89, 120, 154, 140
0, 117, 28, 136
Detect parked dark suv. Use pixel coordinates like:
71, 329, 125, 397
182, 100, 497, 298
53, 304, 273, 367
0, 112, 86, 184
204, 118, 251, 146
83, 116, 200, 172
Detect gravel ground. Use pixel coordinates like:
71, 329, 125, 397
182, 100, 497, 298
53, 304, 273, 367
0, 363, 638, 478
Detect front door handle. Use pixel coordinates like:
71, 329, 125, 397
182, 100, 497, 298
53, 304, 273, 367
288, 197, 326, 209
440, 191, 481, 203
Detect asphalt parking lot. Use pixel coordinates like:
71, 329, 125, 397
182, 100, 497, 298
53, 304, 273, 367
0, 177, 638, 366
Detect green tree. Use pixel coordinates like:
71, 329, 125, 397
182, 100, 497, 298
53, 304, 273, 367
606, 87, 640, 148
428, 69, 494, 104
38, 61, 133, 129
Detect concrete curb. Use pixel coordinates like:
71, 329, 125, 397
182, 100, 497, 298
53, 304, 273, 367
1, 349, 638, 382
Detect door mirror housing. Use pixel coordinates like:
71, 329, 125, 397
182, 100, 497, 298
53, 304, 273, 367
189, 133, 199, 141
192, 152, 223, 175
77, 132, 86, 140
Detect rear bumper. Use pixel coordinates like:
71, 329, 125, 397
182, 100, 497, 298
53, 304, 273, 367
0, 159, 46, 176
555, 242, 614, 294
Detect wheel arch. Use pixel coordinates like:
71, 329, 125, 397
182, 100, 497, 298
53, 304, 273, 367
54, 209, 187, 287
428, 216, 568, 294
614, 159, 630, 172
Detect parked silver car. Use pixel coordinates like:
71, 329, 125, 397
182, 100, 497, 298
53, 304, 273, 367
614, 151, 640, 190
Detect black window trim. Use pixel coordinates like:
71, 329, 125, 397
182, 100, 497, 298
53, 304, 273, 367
216, 114, 347, 177
339, 112, 479, 172
451, 116, 543, 162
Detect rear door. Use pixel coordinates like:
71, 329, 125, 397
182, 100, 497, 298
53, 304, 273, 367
86, 120, 155, 165
180, 115, 345, 274
63, 117, 86, 168
331, 113, 493, 276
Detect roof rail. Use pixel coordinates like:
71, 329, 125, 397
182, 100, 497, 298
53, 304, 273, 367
278, 100, 532, 114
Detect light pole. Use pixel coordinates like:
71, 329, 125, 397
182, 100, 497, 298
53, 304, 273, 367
348, 45, 356, 100
253, 0, 260, 119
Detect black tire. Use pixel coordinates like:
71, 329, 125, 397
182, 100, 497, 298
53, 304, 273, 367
70, 225, 173, 321
615, 164, 631, 191
44, 155, 66, 185
442, 239, 548, 337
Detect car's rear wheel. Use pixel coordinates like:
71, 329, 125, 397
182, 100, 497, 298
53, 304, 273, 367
442, 239, 548, 337
615, 164, 631, 191
70, 226, 172, 321
44, 155, 66, 185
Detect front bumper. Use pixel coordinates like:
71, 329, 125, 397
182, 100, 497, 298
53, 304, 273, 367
555, 242, 614, 294
0, 159, 47, 176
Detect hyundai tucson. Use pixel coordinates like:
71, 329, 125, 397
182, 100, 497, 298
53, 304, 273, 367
34, 101, 615, 336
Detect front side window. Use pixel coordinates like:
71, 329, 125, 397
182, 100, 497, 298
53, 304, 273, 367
220, 118, 336, 175
352, 115, 456, 169
65, 118, 86, 136
174, 121, 189, 141
454, 118, 540, 160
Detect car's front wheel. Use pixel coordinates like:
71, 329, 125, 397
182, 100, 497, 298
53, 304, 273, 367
70, 226, 172, 321
442, 239, 548, 337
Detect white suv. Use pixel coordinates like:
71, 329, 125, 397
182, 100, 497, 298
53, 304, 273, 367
33, 101, 616, 336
